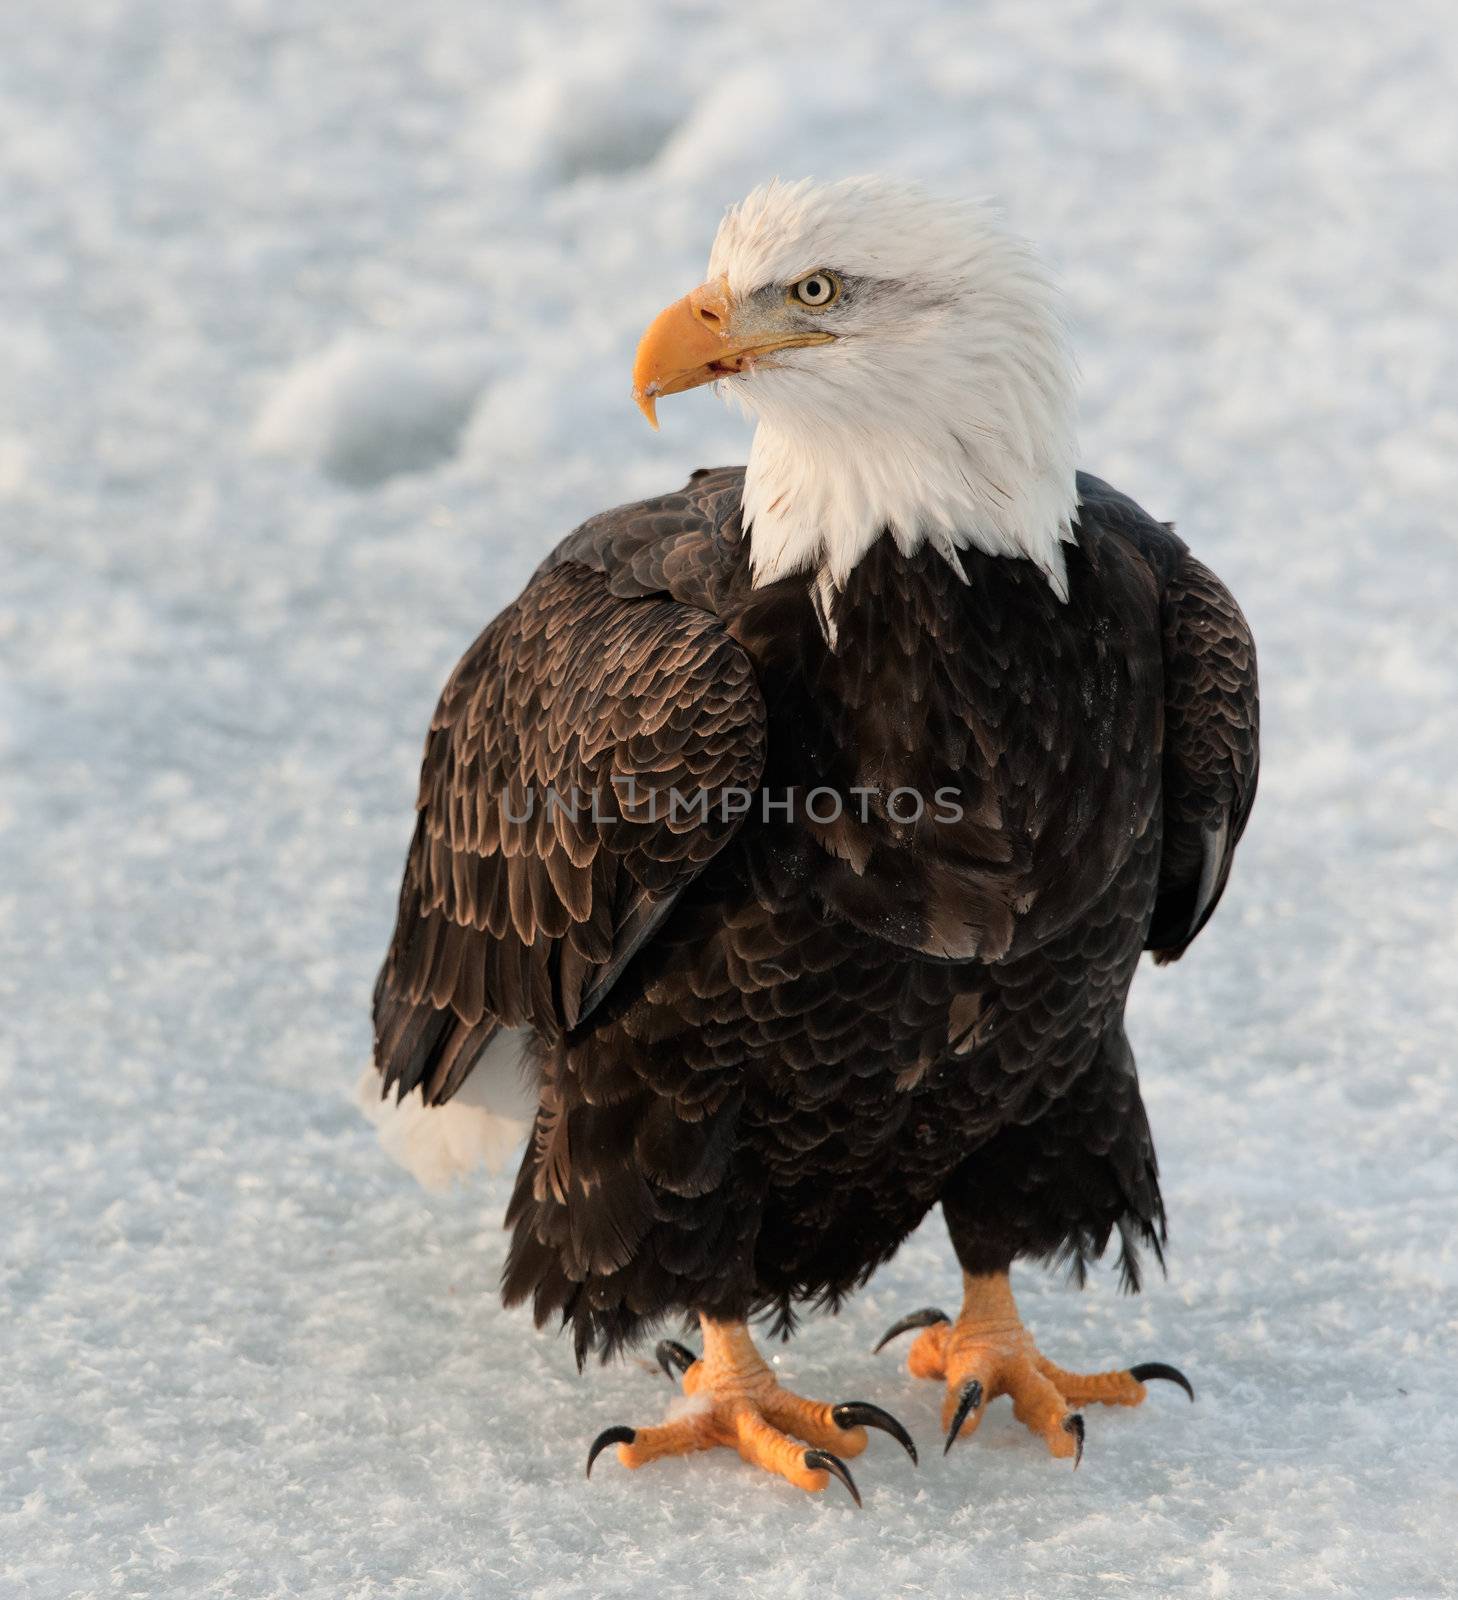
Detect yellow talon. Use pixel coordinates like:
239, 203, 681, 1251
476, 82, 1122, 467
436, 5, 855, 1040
883, 1271, 1191, 1463
586, 1317, 915, 1503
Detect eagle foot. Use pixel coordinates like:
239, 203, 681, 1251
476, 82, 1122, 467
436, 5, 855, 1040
878, 1272, 1193, 1464
586, 1318, 917, 1503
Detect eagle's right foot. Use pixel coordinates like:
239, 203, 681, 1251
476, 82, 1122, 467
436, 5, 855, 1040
586, 1317, 917, 1503
876, 1272, 1193, 1464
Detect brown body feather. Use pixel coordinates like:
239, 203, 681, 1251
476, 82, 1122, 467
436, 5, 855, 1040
372, 467, 1258, 1362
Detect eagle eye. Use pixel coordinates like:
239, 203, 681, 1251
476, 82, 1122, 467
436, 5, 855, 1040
789, 271, 842, 310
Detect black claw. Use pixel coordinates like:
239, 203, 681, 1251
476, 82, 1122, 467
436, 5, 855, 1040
832, 1401, 919, 1466
655, 1339, 697, 1380
942, 1379, 984, 1455
804, 1447, 862, 1507
586, 1425, 636, 1478
1065, 1412, 1085, 1469
1130, 1361, 1196, 1402
873, 1306, 950, 1354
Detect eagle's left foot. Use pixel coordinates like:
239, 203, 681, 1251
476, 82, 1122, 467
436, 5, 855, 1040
586, 1318, 917, 1503
876, 1272, 1193, 1464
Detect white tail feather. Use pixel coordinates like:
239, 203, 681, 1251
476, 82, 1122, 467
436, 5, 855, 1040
355, 1029, 536, 1191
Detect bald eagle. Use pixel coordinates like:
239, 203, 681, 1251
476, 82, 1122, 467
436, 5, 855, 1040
362, 177, 1259, 1503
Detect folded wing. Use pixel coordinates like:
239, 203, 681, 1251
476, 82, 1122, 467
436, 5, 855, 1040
1147, 553, 1260, 959
372, 558, 766, 1106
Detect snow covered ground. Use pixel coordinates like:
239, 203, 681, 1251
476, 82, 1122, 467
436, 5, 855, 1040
4, 1, 1457, 1594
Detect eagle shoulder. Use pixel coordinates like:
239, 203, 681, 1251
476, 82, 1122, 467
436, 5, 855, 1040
546, 465, 747, 612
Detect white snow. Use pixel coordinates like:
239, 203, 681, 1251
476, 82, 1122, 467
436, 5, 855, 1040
3, 3, 1457, 1597
251, 336, 490, 488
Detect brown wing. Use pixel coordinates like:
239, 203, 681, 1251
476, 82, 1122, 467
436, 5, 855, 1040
1147, 552, 1260, 959
373, 557, 765, 1105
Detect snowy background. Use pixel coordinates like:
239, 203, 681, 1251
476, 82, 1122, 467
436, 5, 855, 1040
4, 1, 1457, 1595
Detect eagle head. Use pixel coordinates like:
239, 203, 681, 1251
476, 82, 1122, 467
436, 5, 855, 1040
633, 176, 1079, 598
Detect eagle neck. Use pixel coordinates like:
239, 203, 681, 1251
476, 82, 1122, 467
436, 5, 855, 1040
741, 416, 1078, 610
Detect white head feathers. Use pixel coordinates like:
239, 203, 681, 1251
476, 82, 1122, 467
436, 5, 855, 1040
706, 176, 1080, 598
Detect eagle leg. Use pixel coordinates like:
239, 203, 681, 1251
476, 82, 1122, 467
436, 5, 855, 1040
879, 1271, 1192, 1464
586, 1317, 916, 1503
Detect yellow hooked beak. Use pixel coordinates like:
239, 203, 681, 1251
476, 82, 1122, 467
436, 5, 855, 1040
632, 276, 835, 429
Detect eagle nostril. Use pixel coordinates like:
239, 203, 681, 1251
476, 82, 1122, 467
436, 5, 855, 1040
694, 301, 725, 332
